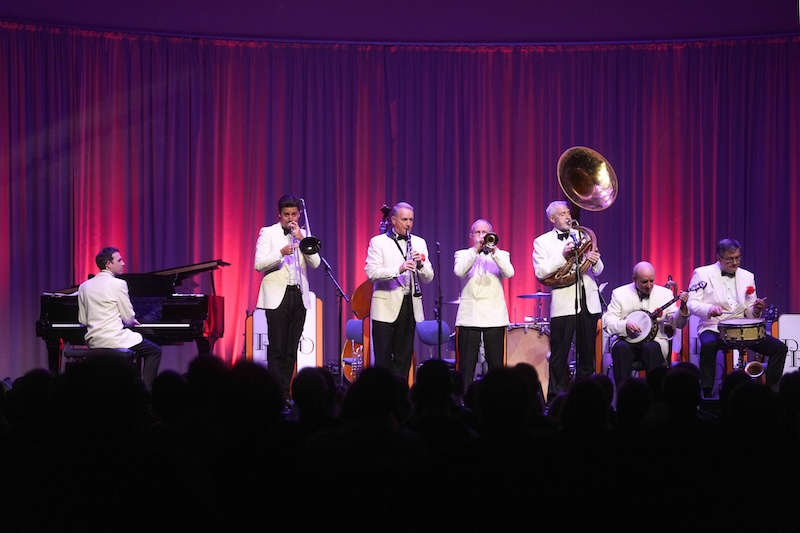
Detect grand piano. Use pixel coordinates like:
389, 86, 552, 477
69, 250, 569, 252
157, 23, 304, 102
36, 259, 229, 373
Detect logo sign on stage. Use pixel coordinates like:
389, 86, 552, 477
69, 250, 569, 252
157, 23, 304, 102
779, 314, 800, 375
249, 291, 320, 372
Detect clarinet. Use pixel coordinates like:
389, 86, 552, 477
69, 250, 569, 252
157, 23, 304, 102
406, 233, 423, 297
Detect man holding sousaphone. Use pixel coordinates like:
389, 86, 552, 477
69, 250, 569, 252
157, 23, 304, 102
603, 262, 690, 390
687, 238, 787, 397
533, 200, 604, 401
534, 147, 619, 401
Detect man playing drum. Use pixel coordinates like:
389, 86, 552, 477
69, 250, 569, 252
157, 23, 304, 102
687, 238, 788, 397
603, 262, 689, 390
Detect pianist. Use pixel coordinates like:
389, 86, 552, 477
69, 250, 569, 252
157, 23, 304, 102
255, 195, 321, 403
78, 247, 162, 390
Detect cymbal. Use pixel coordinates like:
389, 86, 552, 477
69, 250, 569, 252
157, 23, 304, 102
517, 292, 551, 299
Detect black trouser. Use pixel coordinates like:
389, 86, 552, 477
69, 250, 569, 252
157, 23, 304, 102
548, 288, 600, 398
372, 295, 415, 379
699, 329, 788, 390
265, 285, 307, 401
611, 339, 666, 389
129, 338, 162, 391
456, 325, 505, 393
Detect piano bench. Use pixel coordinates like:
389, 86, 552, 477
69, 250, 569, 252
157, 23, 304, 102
63, 347, 140, 372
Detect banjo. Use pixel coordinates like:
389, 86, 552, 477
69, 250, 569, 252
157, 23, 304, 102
624, 281, 706, 344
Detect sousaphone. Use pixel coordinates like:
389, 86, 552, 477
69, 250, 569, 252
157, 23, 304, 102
538, 146, 618, 288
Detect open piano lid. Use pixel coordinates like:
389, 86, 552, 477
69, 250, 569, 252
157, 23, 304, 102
48, 259, 231, 295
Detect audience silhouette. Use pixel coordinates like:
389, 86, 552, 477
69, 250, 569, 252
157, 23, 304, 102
2, 355, 798, 530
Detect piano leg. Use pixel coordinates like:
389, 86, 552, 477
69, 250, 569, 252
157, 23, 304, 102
45, 339, 63, 374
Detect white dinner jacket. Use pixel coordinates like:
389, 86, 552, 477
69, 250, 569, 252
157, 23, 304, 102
603, 283, 688, 359
687, 262, 758, 334
78, 270, 143, 349
365, 232, 434, 323
532, 228, 604, 318
454, 247, 514, 328
254, 222, 321, 310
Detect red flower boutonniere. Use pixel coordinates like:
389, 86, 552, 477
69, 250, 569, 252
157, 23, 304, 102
745, 286, 755, 296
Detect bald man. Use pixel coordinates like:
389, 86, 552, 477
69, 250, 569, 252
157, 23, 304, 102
602, 262, 689, 389
454, 219, 514, 391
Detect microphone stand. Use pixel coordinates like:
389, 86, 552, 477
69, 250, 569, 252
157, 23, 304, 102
571, 232, 582, 382
435, 241, 442, 360
319, 255, 349, 376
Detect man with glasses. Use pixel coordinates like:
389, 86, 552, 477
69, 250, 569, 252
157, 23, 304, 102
687, 238, 787, 397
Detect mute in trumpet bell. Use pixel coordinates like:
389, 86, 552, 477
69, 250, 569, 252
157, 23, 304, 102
481, 232, 498, 253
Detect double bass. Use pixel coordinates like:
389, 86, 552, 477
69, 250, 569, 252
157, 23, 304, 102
340, 205, 391, 383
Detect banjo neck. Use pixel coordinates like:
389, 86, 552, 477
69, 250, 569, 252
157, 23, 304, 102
644, 280, 706, 318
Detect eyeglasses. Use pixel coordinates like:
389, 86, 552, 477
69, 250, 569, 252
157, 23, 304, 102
719, 255, 742, 264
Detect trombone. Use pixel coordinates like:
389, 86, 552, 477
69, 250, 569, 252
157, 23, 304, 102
297, 198, 321, 255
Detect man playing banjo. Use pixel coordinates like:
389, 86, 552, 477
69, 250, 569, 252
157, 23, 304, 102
603, 261, 689, 390
687, 238, 787, 397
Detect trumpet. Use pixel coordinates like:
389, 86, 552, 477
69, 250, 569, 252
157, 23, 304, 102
481, 232, 499, 254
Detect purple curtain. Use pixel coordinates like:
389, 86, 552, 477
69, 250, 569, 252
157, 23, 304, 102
2, 21, 798, 379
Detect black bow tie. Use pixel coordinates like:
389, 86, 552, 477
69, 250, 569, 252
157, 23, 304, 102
721, 271, 735, 278
394, 233, 408, 241
637, 291, 649, 301
282, 226, 291, 235
557, 231, 570, 241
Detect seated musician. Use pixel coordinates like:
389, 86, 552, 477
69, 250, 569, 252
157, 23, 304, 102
77, 247, 162, 390
603, 262, 688, 390
454, 219, 514, 393
687, 238, 787, 396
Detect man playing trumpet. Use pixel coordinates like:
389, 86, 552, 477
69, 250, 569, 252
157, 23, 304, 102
454, 219, 514, 392
603, 262, 689, 390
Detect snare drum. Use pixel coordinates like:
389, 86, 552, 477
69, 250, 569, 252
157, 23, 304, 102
718, 318, 766, 347
505, 324, 551, 400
